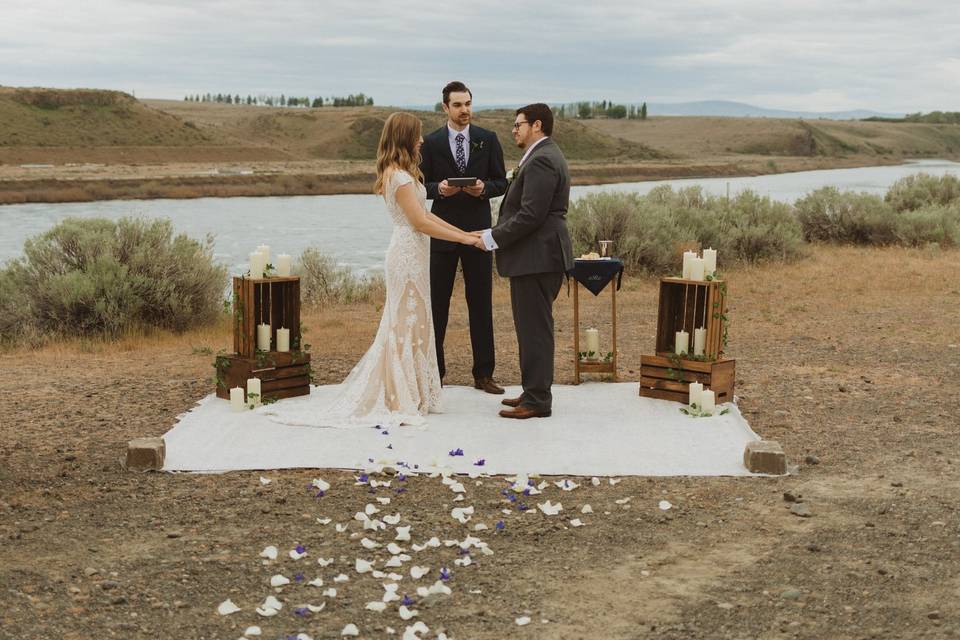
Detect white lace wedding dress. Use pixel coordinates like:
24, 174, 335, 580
259, 169, 442, 428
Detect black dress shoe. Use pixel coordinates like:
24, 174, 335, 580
498, 406, 552, 419
474, 377, 505, 395
501, 396, 522, 407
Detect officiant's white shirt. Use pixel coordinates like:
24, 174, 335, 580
480, 136, 550, 251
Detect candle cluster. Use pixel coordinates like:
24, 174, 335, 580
674, 327, 707, 356
230, 378, 263, 411
688, 382, 716, 415
681, 248, 717, 281
248, 244, 292, 278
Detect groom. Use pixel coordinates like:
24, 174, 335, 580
421, 81, 508, 394
479, 103, 573, 419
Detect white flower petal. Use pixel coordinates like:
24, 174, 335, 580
428, 580, 452, 595
395, 526, 412, 541
410, 566, 429, 580
615, 497, 632, 505
398, 605, 419, 620
316, 517, 332, 525
323, 588, 338, 598
335, 523, 348, 533
259, 545, 278, 560
581, 504, 594, 514
355, 511, 370, 522
259, 476, 272, 485
255, 607, 279, 617
537, 500, 563, 516
364, 519, 386, 531
591, 477, 601, 486
388, 572, 404, 581
659, 500, 673, 511
454, 556, 473, 567
317, 557, 334, 567
306, 602, 326, 613
570, 518, 585, 527
361, 537, 382, 550
341, 623, 360, 636
416, 586, 430, 597
426, 536, 441, 548
334, 573, 349, 583
449, 482, 466, 493
385, 556, 403, 568
384, 514, 402, 525
365, 503, 380, 516
297, 634, 313, 640
473, 523, 488, 531
555, 479, 580, 491
356, 558, 374, 573
453, 495, 464, 502
289, 550, 307, 560
244, 626, 262, 636
216, 598, 241, 615
308, 577, 324, 587
609, 478, 622, 485
270, 574, 290, 587
311, 478, 330, 492
387, 542, 405, 555
377, 497, 392, 505
516, 616, 531, 626
366, 601, 388, 612
372, 570, 387, 578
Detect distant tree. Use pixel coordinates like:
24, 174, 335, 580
578, 102, 592, 119
434, 102, 444, 112
367, 96, 374, 106
606, 104, 627, 119
640, 102, 648, 119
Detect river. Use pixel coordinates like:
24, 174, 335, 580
1, 159, 957, 274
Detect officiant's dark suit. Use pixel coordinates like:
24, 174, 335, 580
420, 85, 507, 391
488, 104, 573, 418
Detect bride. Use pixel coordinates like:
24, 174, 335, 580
261, 112, 484, 428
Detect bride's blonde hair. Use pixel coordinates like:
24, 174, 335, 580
374, 112, 425, 195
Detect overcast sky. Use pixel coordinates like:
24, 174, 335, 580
2, 0, 957, 113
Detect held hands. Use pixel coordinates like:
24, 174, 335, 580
460, 232, 487, 251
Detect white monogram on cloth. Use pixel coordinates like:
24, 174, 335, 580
455, 133, 467, 174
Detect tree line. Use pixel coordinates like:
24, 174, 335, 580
183, 93, 375, 107
556, 101, 648, 120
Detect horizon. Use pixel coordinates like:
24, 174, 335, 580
2, 1, 958, 113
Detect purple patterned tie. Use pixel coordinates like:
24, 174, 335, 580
455, 133, 466, 174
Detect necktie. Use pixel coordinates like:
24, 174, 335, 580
455, 133, 466, 174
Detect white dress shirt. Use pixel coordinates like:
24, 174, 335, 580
480, 136, 550, 251
448, 124, 470, 166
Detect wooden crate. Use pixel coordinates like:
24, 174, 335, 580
232, 276, 302, 358
655, 278, 727, 359
638, 354, 735, 404
215, 352, 312, 402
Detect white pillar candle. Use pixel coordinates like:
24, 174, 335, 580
689, 257, 705, 281
257, 323, 271, 351
276, 254, 292, 277
682, 251, 696, 279
688, 381, 703, 407
249, 252, 265, 278
256, 245, 271, 265
674, 330, 689, 355
276, 327, 290, 352
230, 386, 245, 411
701, 389, 716, 415
693, 327, 706, 356
585, 328, 600, 358
702, 248, 717, 276
247, 377, 261, 407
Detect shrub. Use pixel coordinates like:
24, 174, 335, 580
794, 187, 897, 244
885, 173, 960, 212
0, 217, 228, 344
893, 203, 960, 247
296, 247, 385, 306
568, 187, 804, 273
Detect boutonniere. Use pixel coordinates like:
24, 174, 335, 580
506, 166, 520, 183
470, 139, 485, 154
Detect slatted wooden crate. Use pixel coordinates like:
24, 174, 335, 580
232, 276, 302, 358
638, 354, 735, 404
655, 278, 727, 359
215, 352, 312, 402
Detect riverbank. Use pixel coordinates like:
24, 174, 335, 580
0, 155, 914, 205
1, 246, 957, 638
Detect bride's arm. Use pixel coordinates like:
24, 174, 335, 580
425, 211, 466, 235
395, 183, 476, 245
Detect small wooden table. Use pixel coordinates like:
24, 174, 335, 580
570, 259, 624, 384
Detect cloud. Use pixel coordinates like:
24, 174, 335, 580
0, 0, 957, 112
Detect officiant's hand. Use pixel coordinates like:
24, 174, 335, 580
438, 180, 459, 198
462, 180, 485, 197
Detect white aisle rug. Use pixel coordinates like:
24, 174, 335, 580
162, 383, 765, 476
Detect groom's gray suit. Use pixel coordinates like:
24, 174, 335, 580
491, 137, 574, 413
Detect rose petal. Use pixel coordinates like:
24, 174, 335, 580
259, 476, 272, 485
398, 605, 419, 620
365, 503, 380, 516
255, 606, 279, 617
334, 573, 349, 583
609, 478, 622, 485
516, 616, 531, 626
366, 601, 387, 612
316, 517, 332, 525
335, 524, 348, 533
270, 574, 290, 587
311, 478, 330, 492
387, 542, 405, 555
306, 602, 326, 613
537, 500, 563, 516
261, 595, 283, 611
259, 545, 278, 560
581, 504, 594, 514
395, 526, 412, 541
361, 537, 382, 550
591, 477, 601, 486
570, 518, 585, 527
244, 626, 262, 636
323, 588, 338, 598
356, 559, 374, 573
410, 565, 429, 579
341, 623, 360, 636
308, 577, 324, 587
659, 500, 673, 511
317, 558, 334, 567
383, 514, 402, 525
216, 598, 241, 615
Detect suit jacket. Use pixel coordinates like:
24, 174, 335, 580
491, 137, 574, 278
420, 124, 508, 252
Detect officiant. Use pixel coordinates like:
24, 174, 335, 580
420, 81, 508, 394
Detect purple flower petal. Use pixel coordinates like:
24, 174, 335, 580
294, 607, 309, 617
439, 567, 451, 581
518, 503, 528, 511
398, 474, 407, 482
294, 573, 304, 583
495, 521, 505, 530
473, 459, 485, 466
295, 544, 306, 554
402, 595, 415, 606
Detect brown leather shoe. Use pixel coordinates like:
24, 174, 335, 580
501, 396, 523, 407
474, 377, 505, 395
498, 406, 552, 419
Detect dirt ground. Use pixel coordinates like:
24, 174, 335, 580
1, 246, 958, 639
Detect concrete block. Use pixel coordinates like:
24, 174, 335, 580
126, 437, 165, 471
743, 440, 786, 475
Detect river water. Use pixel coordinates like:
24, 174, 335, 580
2, 159, 957, 274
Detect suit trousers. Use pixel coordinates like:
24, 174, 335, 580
430, 246, 495, 381
509, 271, 565, 411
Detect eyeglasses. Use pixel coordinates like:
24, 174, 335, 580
512, 120, 531, 131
